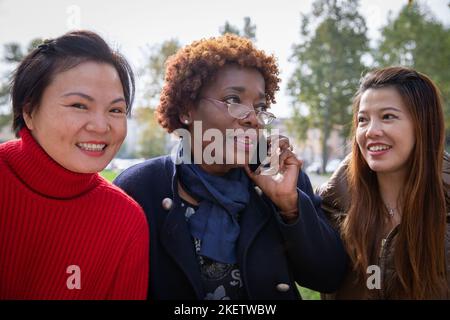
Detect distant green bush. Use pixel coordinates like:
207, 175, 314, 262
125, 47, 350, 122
100, 170, 118, 182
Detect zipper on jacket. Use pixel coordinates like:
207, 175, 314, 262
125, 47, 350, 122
377, 225, 398, 299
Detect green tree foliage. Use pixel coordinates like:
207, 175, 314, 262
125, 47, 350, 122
134, 106, 168, 158
0, 113, 10, 129
136, 39, 181, 158
374, 2, 450, 147
0, 82, 9, 128
288, 0, 369, 171
219, 17, 257, 41
142, 39, 182, 104
0, 38, 43, 131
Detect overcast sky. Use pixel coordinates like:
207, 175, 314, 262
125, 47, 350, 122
0, 0, 448, 118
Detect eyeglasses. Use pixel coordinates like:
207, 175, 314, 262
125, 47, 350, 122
200, 97, 276, 126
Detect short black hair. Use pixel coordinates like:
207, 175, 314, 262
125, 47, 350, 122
11, 30, 135, 136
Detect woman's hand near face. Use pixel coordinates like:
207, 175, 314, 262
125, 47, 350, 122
244, 135, 302, 222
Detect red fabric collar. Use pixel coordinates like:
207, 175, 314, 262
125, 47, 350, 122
3, 127, 101, 199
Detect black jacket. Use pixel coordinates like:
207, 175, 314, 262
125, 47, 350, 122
114, 156, 347, 300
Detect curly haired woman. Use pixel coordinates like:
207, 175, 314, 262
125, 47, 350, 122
114, 34, 347, 300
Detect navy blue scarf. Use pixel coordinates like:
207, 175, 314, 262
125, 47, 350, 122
178, 164, 250, 264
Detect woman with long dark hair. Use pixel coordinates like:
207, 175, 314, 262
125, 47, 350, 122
319, 66, 450, 299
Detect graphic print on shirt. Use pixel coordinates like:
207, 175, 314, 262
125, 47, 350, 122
183, 203, 245, 300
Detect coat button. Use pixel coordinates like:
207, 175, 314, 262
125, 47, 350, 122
254, 186, 263, 196
276, 283, 290, 292
162, 198, 173, 210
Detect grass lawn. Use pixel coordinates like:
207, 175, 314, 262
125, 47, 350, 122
298, 285, 321, 300
100, 170, 118, 182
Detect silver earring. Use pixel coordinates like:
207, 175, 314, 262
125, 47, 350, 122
184, 119, 190, 125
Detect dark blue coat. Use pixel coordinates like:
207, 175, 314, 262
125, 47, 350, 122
114, 156, 347, 300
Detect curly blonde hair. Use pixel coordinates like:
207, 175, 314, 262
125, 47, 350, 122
156, 34, 281, 133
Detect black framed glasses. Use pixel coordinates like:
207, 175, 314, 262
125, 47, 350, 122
200, 97, 276, 126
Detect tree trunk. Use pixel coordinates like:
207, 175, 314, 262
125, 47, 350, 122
321, 118, 331, 174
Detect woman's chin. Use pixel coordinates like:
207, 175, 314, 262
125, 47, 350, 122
64, 161, 107, 174
226, 150, 253, 166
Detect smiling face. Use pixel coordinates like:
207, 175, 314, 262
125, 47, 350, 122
23, 61, 127, 173
186, 64, 267, 174
356, 87, 415, 176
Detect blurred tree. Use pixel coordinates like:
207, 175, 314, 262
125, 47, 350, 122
142, 39, 181, 105
3, 43, 23, 63
136, 39, 181, 158
0, 113, 9, 129
134, 106, 167, 158
0, 82, 9, 128
374, 2, 450, 148
219, 17, 257, 41
288, 0, 369, 172
220, 21, 241, 37
0, 38, 43, 132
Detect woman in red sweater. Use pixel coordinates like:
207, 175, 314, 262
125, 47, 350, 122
0, 30, 149, 299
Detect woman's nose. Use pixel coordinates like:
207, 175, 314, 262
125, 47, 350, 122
365, 120, 383, 138
239, 110, 262, 129
85, 113, 111, 133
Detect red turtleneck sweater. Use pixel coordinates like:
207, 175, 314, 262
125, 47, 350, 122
0, 128, 149, 299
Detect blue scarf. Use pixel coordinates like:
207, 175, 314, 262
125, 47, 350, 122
178, 164, 250, 264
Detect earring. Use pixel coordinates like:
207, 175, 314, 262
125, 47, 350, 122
183, 119, 190, 125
